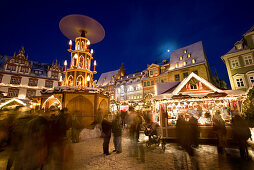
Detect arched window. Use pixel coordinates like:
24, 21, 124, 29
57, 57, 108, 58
79, 56, 84, 68
76, 41, 80, 50
67, 75, 74, 86
86, 58, 90, 70
76, 75, 84, 87
81, 41, 85, 51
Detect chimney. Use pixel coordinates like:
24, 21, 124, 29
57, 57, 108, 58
155, 60, 157, 64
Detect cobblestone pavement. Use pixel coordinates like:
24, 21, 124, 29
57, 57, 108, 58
1, 132, 254, 170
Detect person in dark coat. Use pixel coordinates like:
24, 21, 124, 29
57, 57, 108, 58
176, 114, 186, 147
112, 114, 122, 153
189, 114, 199, 148
212, 110, 226, 154
231, 111, 251, 159
136, 112, 143, 142
101, 115, 112, 155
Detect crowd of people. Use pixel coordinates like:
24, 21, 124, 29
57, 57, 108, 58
0, 106, 252, 169
175, 110, 252, 159
0, 109, 75, 170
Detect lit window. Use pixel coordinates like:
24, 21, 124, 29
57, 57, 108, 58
244, 55, 253, 65
183, 61, 186, 66
179, 56, 183, 60
191, 59, 196, 64
175, 74, 180, 81
175, 63, 178, 68
133, 74, 135, 77
187, 53, 191, 58
150, 70, 153, 76
230, 58, 240, 69
236, 78, 244, 87
26, 89, 36, 98
154, 69, 158, 75
184, 49, 187, 53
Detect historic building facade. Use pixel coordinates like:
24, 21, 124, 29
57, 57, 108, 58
142, 60, 170, 98
115, 71, 144, 102
221, 26, 254, 91
168, 41, 211, 83
97, 64, 126, 100
0, 48, 62, 99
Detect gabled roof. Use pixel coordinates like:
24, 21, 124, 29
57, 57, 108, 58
156, 82, 180, 95
97, 69, 119, 87
172, 72, 223, 95
169, 41, 206, 70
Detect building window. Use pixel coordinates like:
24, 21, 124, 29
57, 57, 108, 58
51, 72, 58, 79
151, 80, 154, 85
8, 88, 19, 97
193, 70, 198, 75
26, 89, 36, 98
244, 55, 253, 65
10, 77, 21, 85
45, 80, 53, 88
184, 49, 187, 53
28, 78, 38, 86
230, 58, 240, 69
183, 72, 188, 78
187, 53, 191, 58
150, 70, 153, 76
191, 58, 196, 64
236, 78, 244, 87
20, 67, 29, 73
249, 76, 254, 84
179, 56, 183, 60
155, 79, 158, 83
183, 61, 186, 66
154, 69, 158, 75
175, 74, 180, 81
7, 65, 16, 71
147, 81, 150, 86
190, 84, 198, 90
144, 81, 147, 87
235, 44, 242, 50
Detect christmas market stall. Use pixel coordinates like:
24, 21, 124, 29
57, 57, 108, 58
153, 72, 246, 142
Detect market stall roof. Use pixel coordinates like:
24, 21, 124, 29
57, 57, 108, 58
153, 72, 245, 100
156, 82, 180, 95
172, 72, 223, 95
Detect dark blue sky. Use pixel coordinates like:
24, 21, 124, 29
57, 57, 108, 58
0, 0, 254, 87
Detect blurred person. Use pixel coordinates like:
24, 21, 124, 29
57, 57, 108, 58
47, 109, 73, 169
112, 114, 122, 153
127, 106, 138, 157
136, 111, 143, 142
212, 110, 226, 154
231, 110, 251, 159
71, 114, 83, 143
189, 113, 199, 148
101, 114, 112, 155
120, 110, 127, 127
176, 114, 186, 147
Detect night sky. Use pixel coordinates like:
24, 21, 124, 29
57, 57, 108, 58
0, 0, 254, 87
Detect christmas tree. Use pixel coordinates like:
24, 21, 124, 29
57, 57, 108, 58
242, 86, 254, 127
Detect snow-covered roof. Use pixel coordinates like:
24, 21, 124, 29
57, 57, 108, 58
224, 90, 246, 96
97, 69, 119, 87
169, 41, 206, 70
156, 82, 179, 95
